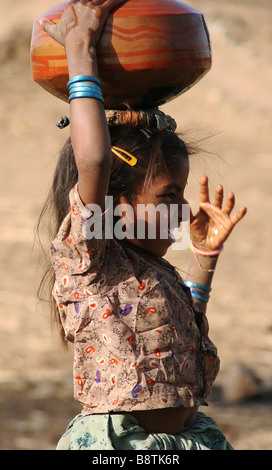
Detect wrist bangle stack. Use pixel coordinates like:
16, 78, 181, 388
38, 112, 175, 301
184, 280, 211, 303
67, 75, 104, 104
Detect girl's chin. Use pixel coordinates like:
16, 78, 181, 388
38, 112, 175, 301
147, 238, 174, 258
126, 237, 173, 258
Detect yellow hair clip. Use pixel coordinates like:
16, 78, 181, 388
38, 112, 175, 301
111, 146, 137, 166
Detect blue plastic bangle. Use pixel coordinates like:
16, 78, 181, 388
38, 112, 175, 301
69, 88, 103, 98
191, 291, 209, 303
69, 91, 104, 103
184, 280, 211, 292
68, 81, 101, 89
68, 84, 102, 94
190, 288, 209, 299
69, 93, 104, 103
67, 75, 102, 89
69, 90, 103, 97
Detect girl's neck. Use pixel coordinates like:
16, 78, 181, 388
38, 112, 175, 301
119, 238, 176, 274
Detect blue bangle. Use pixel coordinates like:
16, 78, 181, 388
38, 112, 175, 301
68, 84, 102, 94
69, 91, 104, 103
190, 291, 209, 303
69, 94, 104, 103
69, 88, 103, 99
184, 280, 211, 292
67, 75, 102, 89
190, 288, 209, 299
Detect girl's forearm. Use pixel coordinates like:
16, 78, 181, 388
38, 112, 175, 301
66, 39, 111, 161
65, 39, 112, 206
186, 253, 219, 314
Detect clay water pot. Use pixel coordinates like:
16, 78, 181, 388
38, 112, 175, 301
30, 0, 211, 109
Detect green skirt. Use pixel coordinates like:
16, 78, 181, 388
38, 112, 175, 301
56, 411, 234, 450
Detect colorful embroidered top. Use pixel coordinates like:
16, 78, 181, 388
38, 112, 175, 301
50, 185, 220, 414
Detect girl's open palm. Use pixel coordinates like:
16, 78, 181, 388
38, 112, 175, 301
190, 176, 247, 251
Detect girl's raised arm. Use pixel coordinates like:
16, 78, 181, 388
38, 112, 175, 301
40, 0, 125, 207
186, 175, 247, 313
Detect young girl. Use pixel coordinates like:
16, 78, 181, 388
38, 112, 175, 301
39, 0, 247, 450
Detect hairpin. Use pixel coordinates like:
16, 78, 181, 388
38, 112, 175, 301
111, 146, 137, 166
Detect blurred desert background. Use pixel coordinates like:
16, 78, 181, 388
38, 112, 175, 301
0, 0, 271, 450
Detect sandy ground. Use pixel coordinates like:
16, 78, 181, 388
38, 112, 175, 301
0, 0, 271, 450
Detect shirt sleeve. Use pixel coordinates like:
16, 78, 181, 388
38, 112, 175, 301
50, 183, 109, 282
49, 184, 111, 341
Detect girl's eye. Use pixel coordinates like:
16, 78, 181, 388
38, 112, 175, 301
162, 193, 176, 199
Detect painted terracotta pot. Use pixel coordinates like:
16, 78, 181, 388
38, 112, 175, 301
30, 0, 211, 109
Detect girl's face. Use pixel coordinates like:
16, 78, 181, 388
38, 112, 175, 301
123, 153, 189, 257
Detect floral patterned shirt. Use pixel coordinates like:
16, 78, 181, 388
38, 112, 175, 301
50, 185, 220, 414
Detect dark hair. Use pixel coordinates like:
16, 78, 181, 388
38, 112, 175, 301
37, 119, 193, 344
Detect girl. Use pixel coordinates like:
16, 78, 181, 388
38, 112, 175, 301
39, 0, 247, 450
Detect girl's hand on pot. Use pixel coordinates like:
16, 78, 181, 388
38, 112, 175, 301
39, 0, 125, 47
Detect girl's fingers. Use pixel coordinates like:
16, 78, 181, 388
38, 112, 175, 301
230, 206, 247, 225
213, 184, 224, 208
103, 0, 127, 7
73, 0, 102, 5
96, 0, 126, 11
199, 202, 229, 228
39, 18, 55, 33
87, 0, 105, 6
39, 18, 65, 43
199, 200, 247, 232
199, 175, 210, 205
222, 192, 235, 215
